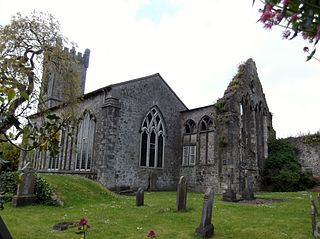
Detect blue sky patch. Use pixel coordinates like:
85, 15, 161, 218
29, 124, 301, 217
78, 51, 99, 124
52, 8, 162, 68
135, 0, 179, 25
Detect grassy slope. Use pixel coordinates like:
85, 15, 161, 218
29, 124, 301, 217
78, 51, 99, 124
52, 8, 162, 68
0, 175, 315, 239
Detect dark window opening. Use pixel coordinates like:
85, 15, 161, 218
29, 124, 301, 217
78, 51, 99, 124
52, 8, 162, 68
157, 135, 163, 167
140, 132, 148, 166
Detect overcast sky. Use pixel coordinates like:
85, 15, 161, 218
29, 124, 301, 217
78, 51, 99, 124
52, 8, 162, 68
0, 0, 319, 138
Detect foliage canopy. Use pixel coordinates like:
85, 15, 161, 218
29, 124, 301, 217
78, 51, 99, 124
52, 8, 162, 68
0, 11, 79, 156
255, 0, 320, 61
263, 138, 314, 191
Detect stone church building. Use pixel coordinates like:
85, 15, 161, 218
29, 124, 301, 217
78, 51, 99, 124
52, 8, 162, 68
30, 47, 274, 193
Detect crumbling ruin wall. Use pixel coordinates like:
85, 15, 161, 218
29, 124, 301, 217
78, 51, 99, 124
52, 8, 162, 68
213, 58, 274, 192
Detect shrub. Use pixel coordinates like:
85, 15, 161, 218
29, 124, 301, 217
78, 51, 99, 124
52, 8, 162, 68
263, 139, 314, 191
0, 142, 20, 173
0, 171, 57, 205
0, 171, 19, 194
34, 175, 57, 205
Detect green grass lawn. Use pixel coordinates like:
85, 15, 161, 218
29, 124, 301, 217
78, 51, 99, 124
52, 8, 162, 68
0, 175, 316, 238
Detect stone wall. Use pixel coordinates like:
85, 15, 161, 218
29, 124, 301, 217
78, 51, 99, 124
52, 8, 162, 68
180, 105, 221, 192
287, 136, 320, 176
180, 59, 274, 193
96, 74, 187, 191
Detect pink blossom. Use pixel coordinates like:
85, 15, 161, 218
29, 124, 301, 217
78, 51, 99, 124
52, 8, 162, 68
303, 46, 309, 53
316, 24, 320, 40
290, 13, 298, 22
282, 0, 290, 6
260, 4, 274, 22
263, 22, 273, 29
282, 30, 291, 39
302, 32, 308, 40
276, 12, 283, 22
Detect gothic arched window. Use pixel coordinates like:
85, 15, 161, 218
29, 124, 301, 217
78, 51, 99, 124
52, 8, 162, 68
199, 115, 214, 131
75, 112, 95, 171
185, 119, 196, 133
140, 107, 165, 168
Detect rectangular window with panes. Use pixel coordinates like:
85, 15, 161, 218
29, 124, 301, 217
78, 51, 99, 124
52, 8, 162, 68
182, 145, 196, 166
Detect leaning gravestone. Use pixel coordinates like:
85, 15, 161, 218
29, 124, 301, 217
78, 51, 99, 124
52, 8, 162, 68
0, 216, 13, 239
136, 187, 144, 206
176, 176, 187, 211
312, 204, 317, 237
12, 162, 37, 207
195, 187, 215, 238
311, 195, 319, 216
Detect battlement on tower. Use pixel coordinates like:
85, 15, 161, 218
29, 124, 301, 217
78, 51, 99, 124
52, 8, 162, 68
39, 46, 91, 110
63, 46, 90, 69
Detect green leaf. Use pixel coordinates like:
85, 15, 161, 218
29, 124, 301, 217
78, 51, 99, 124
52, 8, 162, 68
307, 48, 316, 61
8, 132, 14, 139
7, 89, 16, 102
20, 92, 29, 100
46, 114, 60, 120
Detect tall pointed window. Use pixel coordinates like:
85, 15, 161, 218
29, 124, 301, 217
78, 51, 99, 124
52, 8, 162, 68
140, 107, 165, 168
75, 112, 95, 171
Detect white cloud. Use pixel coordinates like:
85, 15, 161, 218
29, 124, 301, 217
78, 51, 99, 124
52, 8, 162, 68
0, 0, 319, 138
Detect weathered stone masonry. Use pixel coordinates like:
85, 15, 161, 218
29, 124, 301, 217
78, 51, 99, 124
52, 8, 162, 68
30, 52, 275, 193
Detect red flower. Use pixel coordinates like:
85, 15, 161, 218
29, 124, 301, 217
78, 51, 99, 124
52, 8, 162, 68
79, 218, 88, 226
147, 229, 156, 238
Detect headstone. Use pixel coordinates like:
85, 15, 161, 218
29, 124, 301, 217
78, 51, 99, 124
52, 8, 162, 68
148, 172, 157, 191
176, 176, 187, 211
52, 221, 78, 231
12, 162, 37, 207
222, 173, 237, 202
312, 204, 317, 237
314, 222, 320, 239
241, 173, 255, 200
0, 216, 13, 239
136, 187, 144, 206
311, 195, 318, 216
195, 187, 215, 238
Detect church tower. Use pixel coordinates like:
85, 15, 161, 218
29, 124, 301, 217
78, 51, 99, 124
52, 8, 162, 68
39, 47, 90, 110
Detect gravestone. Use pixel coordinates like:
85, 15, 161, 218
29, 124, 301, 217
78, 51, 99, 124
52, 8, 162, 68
312, 204, 317, 237
311, 195, 318, 216
314, 222, 320, 239
176, 176, 187, 211
241, 173, 255, 200
222, 173, 237, 202
12, 162, 37, 207
148, 172, 157, 191
52, 221, 78, 231
136, 187, 144, 206
195, 187, 215, 238
0, 216, 13, 239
